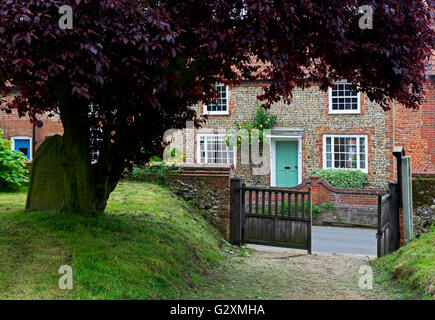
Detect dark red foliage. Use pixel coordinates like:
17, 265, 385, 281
0, 0, 434, 165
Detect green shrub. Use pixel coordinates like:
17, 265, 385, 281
0, 129, 29, 191
265, 201, 334, 220
311, 168, 368, 189
124, 158, 182, 185
124, 166, 150, 181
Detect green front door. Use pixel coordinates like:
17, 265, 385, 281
276, 140, 299, 187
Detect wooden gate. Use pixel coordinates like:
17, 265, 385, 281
377, 183, 400, 257
230, 178, 312, 253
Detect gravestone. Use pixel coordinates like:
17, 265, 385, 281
26, 135, 67, 210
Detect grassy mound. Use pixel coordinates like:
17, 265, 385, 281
373, 230, 435, 299
0, 181, 223, 299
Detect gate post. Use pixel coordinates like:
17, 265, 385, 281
393, 146, 405, 207
230, 177, 242, 245
307, 187, 312, 254
401, 156, 414, 243
377, 194, 382, 258
389, 183, 400, 251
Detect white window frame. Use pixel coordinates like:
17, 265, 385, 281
328, 80, 361, 114
196, 133, 236, 167
11, 136, 32, 160
322, 134, 368, 173
203, 84, 229, 115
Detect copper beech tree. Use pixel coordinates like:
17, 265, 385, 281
0, 0, 433, 213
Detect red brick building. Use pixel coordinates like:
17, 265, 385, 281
0, 90, 63, 161
391, 56, 435, 176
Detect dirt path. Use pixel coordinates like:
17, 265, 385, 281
184, 247, 413, 300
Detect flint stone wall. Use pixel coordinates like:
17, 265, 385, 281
165, 164, 232, 239
191, 82, 394, 189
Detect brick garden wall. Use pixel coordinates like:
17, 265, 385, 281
239, 176, 382, 228
291, 176, 382, 228
165, 164, 232, 239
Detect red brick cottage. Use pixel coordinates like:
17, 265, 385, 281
0, 89, 63, 161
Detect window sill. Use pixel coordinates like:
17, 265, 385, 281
323, 167, 368, 173
203, 112, 230, 116
328, 110, 361, 115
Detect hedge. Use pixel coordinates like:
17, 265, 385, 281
311, 168, 368, 189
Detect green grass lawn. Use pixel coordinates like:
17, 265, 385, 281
373, 230, 435, 299
0, 181, 223, 299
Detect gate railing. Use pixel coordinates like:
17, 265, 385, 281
230, 177, 312, 253
242, 186, 311, 218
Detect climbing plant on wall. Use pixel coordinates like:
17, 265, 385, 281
228, 107, 277, 149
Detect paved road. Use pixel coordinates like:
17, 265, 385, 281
248, 226, 377, 257
312, 226, 377, 256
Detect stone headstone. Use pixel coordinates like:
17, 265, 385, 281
26, 135, 67, 210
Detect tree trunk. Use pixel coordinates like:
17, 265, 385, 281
26, 99, 123, 214
59, 104, 100, 213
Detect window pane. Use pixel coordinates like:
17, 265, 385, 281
207, 85, 228, 113
359, 137, 366, 169
360, 153, 366, 169
330, 82, 359, 111
359, 137, 365, 152
325, 135, 367, 170
326, 153, 332, 168
198, 135, 234, 165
